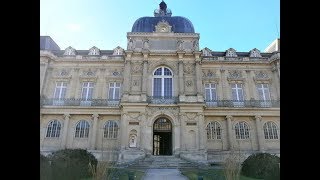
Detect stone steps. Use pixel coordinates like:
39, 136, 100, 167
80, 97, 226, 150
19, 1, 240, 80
128, 155, 200, 169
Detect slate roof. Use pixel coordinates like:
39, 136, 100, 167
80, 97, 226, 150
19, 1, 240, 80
131, 16, 195, 33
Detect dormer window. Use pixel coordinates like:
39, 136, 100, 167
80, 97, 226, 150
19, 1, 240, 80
88, 46, 100, 56
249, 48, 262, 58
113, 46, 124, 55
64, 46, 76, 56
225, 48, 237, 57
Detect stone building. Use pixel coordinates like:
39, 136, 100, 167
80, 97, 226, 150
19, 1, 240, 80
40, 1, 280, 164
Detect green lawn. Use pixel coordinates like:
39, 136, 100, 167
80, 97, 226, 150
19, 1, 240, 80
181, 169, 262, 180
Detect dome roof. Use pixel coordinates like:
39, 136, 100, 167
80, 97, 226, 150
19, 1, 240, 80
131, 16, 195, 33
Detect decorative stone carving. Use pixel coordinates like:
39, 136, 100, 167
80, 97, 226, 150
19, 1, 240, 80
64, 46, 76, 56
184, 63, 194, 74
142, 39, 150, 50
88, 46, 100, 55
131, 63, 143, 74
186, 113, 198, 120
249, 48, 262, 58
202, 69, 216, 78
186, 80, 193, 87
177, 39, 183, 51
255, 71, 269, 79
113, 46, 124, 55
193, 40, 199, 51
155, 20, 172, 33
228, 70, 242, 79
225, 48, 237, 57
147, 107, 179, 117
81, 69, 96, 77
132, 80, 140, 86
201, 47, 212, 56
127, 38, 134, 50
148, 59, 178, 75
129, 129, 137, 148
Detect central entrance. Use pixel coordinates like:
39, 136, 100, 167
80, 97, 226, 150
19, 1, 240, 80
153, 118, 172, 155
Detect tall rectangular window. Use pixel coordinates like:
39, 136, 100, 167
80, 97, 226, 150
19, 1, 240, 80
205, 83, 217, 106
53, 82, 67, 105
231, 83, 244, 107
80, 82, 94, 106
54, 82, 67, 99
257, 83, 271, 107
153, 78, 162, 97
108, 82, 121, 100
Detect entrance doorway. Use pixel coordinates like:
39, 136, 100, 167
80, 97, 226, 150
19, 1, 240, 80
153, 118, 172, 155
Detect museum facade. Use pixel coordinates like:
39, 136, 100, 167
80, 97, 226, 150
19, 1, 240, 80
40, 2, 280, 164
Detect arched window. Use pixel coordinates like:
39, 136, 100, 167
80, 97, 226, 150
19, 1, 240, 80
263, 121, 279, 139
153, 67, 173, 97
235, 121, 250, 139
46, 120, 61, 138
206, 121, 221, 140
104, 121, 119, 139
75, 120, 90, 138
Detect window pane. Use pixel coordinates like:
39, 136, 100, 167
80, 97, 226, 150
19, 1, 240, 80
153, 78, 162, 96
164, 68, 172, 75
87, 88, 93, 99
109, 86, 114, 99
54, 88, 61, 99
205, 89, 211, 100
232, 89, 238, 100
238, 88, 244, 101
211, 88, 217, 101
115, 88, 120, 99
154, 68, 162, 75
164, 78, 172, 97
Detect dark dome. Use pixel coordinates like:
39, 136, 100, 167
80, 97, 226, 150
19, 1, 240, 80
131, 16, 195, 33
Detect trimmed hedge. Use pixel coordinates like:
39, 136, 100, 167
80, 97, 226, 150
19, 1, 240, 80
40, 154, 52, 180
241, 153, 280, 180
48, 149, 98, 180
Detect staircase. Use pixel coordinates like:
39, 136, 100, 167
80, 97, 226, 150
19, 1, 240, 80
128, 155, 201, 170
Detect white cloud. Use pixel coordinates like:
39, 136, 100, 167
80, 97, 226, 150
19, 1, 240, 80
66, 23, 82, 32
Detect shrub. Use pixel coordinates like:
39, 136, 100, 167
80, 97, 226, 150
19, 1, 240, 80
49, 149, 98, 180
241, 153, 280, 180
40, 154, 52, 180
223, 149, 245, 180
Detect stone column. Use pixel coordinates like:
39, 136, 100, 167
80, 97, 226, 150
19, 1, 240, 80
255, 115, 265, 151
96, 69, 105, 99
123, 61, 131, 94
220, 69, 229, 100
272, 66, 280, 100
198, 113, 206, 150
120, 113, 128, 150
245, 70, 255, 99
61, 114, 71, 149
178, 60, 185, 95
142, 60, 148, 94
216, 70, 223, 100
40, 62, 49, 95
68, 68, 80, 98
250, 70, 258, 100
90, 114, 99, 150
243, 70, 251, 100
195, 60, 202, 95
226, 115, 234, 150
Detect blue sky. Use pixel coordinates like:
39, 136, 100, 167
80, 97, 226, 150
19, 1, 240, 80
40, 0, 280, 52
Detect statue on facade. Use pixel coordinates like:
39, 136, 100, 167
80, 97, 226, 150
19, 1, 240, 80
177, 39, 183, 51
193, 40, 199, 51
128, 38, 134, 50
129, 135, 137, 148
143, 39, 149, 50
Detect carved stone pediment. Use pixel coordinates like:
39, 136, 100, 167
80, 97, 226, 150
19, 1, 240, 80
227, 70, 244, 81
80, 69, 97, 78
52, 69, 71, 77
254, 71, 271, 82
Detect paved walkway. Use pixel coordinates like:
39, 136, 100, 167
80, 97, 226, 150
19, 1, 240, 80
142, 169, 188, 180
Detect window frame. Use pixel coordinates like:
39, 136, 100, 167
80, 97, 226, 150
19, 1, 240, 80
46, 120, 61, 138
108, 82, 121, 100
206, 121, 222, 140
263, 121, 279, 140
104, 121, 119, 139
234, 121, 250, 139
152, 66, 173, 97
75, 120, 90, 138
